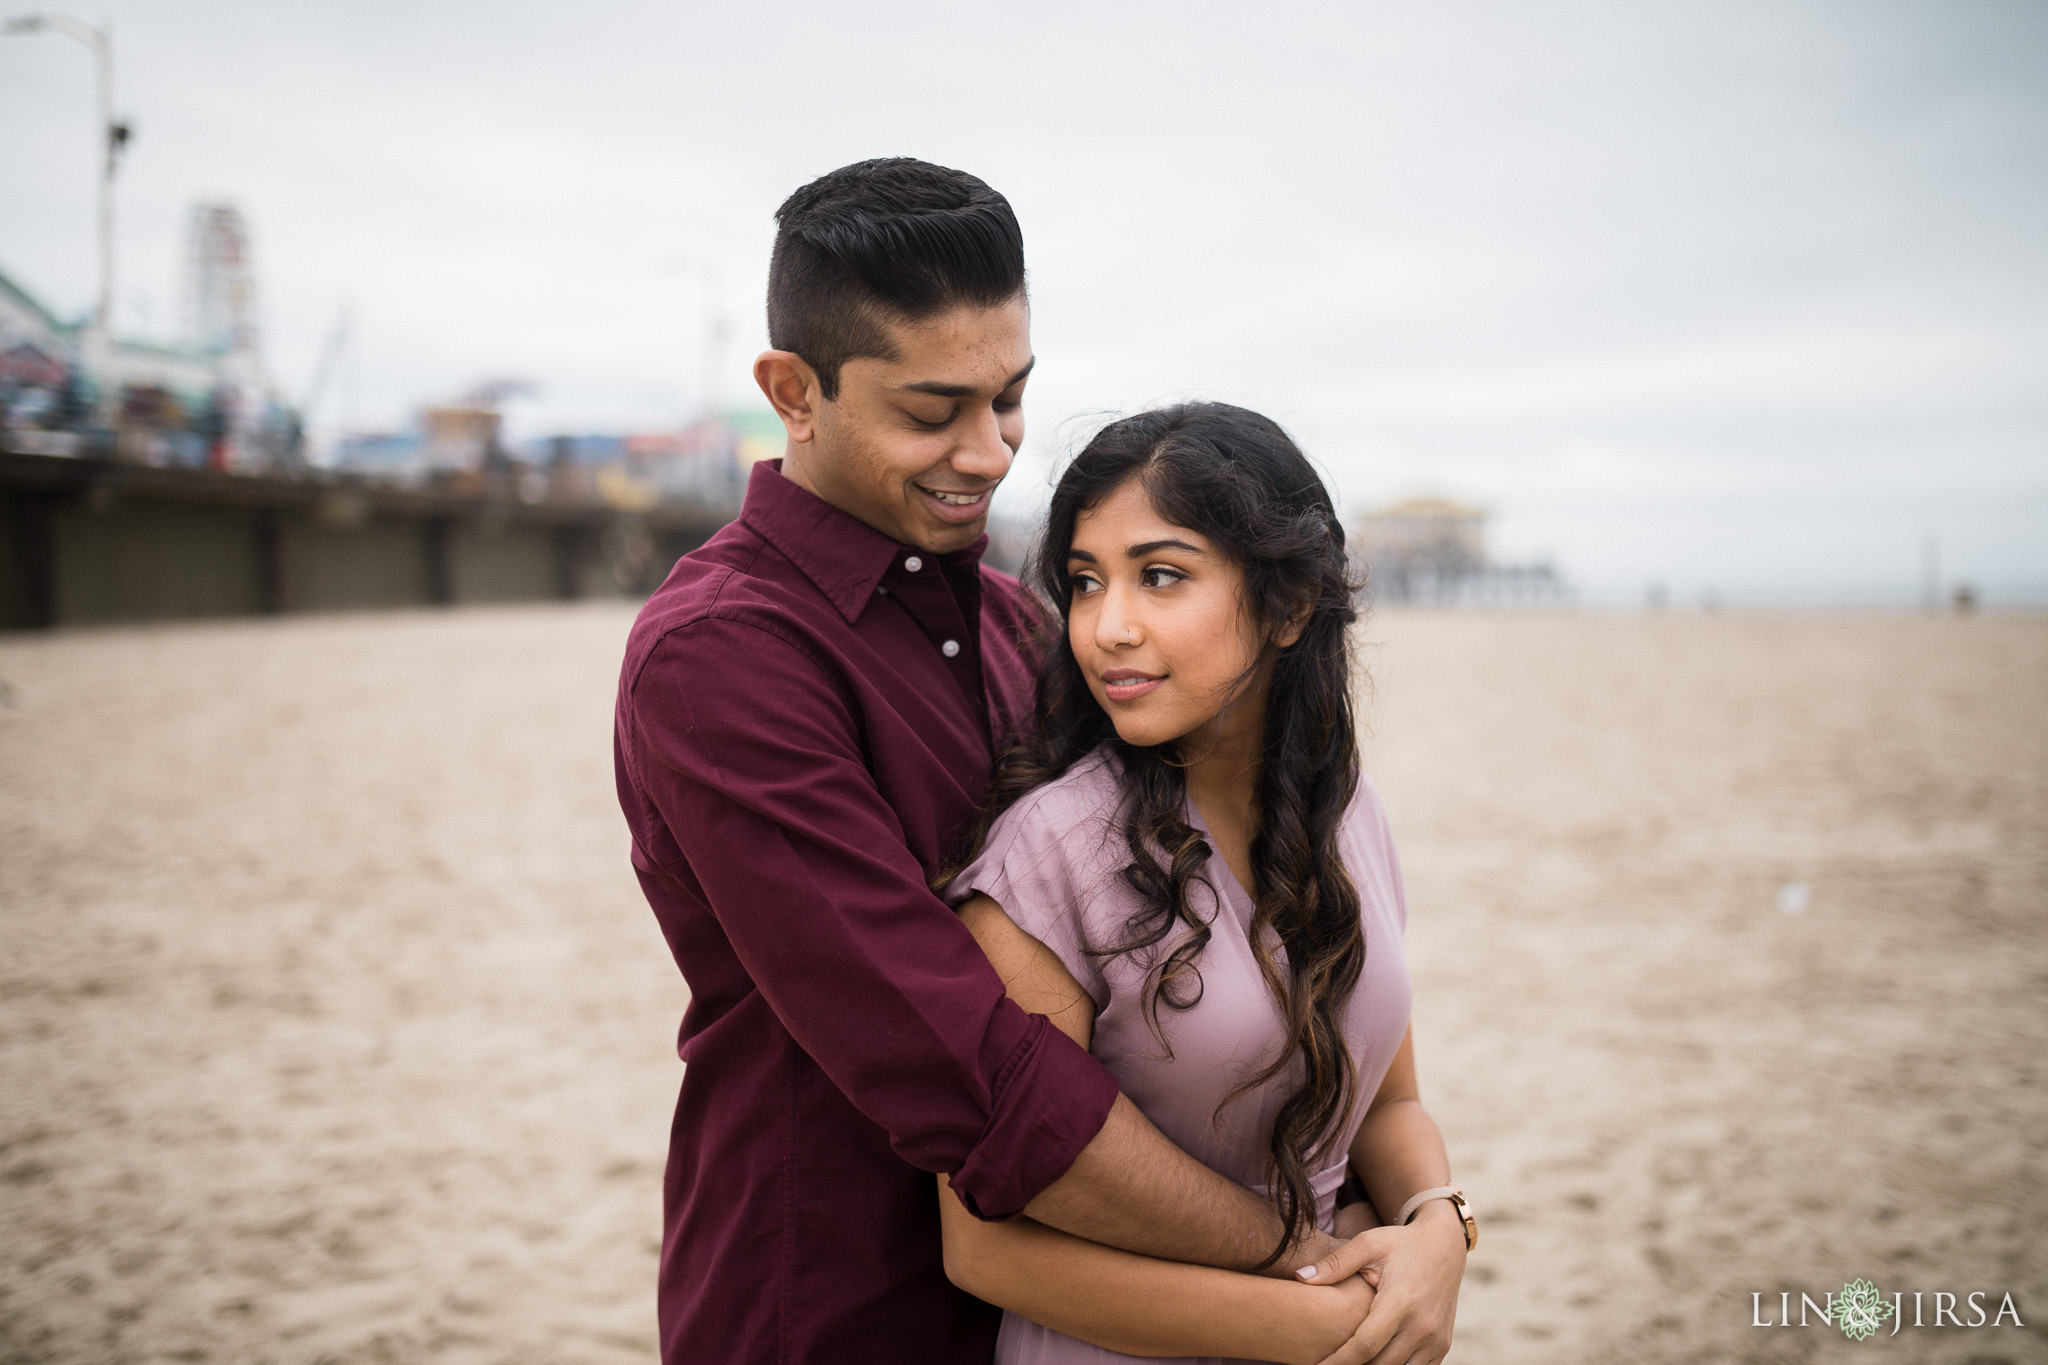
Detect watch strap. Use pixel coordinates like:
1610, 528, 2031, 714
1395, 1184, 1477, 1251
1394, 1185, 1461, 1227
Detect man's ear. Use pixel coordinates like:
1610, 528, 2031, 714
754, 351, 823, 444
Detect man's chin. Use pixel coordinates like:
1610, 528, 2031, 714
900, 497, 991, 553
910, 517, 988, 555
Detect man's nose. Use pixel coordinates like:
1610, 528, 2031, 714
950, 405, 1012, 483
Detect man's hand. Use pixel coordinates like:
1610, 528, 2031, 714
1294, 1201, 1466, 1364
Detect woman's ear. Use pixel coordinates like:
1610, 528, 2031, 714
1276, 599, 1312, 649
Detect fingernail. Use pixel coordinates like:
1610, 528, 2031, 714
1296, 1265, 1318, 1280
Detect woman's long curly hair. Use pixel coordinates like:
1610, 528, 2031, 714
959, 402, 1365, 1268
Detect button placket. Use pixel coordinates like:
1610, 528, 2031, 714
874, 556, 985, 721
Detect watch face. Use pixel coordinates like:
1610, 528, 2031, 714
1449, 1191, 1477, 1251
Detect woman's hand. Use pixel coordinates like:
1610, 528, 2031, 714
1283, 1274, 1378, 1365
1294, 1201, 1465, 1365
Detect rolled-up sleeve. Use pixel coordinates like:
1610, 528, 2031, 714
620, 616, 1117, 1220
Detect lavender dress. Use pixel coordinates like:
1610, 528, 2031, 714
946, 746, 1414, 1365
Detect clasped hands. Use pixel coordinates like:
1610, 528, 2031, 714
1286, 1199, 1466, 1365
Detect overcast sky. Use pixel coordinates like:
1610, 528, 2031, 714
3, 0, 2043, 604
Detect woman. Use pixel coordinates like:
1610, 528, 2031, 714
938, 404, 1470, 1365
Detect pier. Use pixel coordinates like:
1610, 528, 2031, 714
0, 448, 734, 630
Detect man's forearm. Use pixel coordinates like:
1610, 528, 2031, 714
941, 1176, 1368, 1364
1024, 1093, 1341, 1276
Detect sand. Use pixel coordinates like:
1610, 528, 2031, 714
0, 604, 2042, 1364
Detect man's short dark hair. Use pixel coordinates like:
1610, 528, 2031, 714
768, 158, 1026, 400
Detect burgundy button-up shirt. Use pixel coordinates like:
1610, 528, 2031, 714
615, 461, 1120, 1364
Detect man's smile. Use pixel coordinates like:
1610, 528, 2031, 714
915, 483, 994, 523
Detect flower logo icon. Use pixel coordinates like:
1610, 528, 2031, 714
1832, 1278, 1896, 1340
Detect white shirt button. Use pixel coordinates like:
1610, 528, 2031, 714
904, 556, 923, 572
941, 639, 961, 658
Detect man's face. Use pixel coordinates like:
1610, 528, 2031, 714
798, 296, 1032, 555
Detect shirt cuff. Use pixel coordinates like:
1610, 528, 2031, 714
948, 1008, 1120, 1222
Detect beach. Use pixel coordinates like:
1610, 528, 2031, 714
1, 604, 2042, 1363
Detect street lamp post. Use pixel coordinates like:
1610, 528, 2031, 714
5, 12, 131, 424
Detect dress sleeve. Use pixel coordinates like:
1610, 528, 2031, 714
946, 772, 1129, 1013
618, 616, 1118, 1221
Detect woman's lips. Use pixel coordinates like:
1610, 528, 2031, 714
1101, 670, 1163, 702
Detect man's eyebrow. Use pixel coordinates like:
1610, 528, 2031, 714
900, 357, 1036, 399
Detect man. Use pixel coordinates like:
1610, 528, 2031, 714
614, 158, 1337, 1364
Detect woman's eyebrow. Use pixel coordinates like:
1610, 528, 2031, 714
1065, 548, 1098, 563
1126, 539, 1205, 557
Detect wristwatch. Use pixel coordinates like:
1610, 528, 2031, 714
1396, 1184, 1478, 1252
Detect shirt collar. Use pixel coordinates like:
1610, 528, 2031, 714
739, 459, 988, 623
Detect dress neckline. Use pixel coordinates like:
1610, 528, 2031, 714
1181, 795, 1255, 917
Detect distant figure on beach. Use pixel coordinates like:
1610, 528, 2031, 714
613, 159, 1469, 1364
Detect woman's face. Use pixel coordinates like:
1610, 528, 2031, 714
1065, 477, 1287, 752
